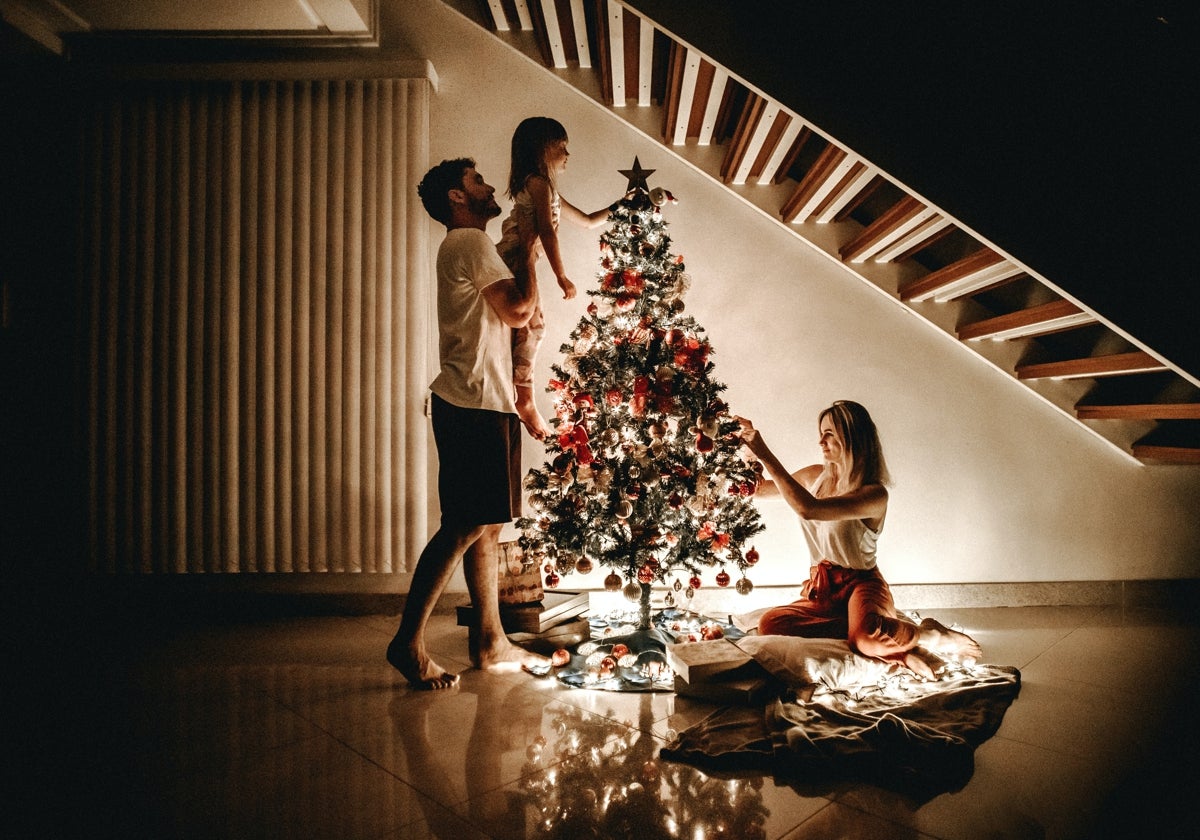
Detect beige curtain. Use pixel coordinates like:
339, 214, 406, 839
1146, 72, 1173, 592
81, 71, 433, 574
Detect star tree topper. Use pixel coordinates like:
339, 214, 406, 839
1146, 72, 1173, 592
618, 157, 655, 193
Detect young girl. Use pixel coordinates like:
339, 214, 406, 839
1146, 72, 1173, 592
496, 116, 613, 440
736, 401, 982, 679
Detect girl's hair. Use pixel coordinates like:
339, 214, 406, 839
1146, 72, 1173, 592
819, 400, 891, 489
507, 116, 568, 198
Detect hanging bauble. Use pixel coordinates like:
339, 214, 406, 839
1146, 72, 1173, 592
615, 499, 633, 519
664, 590, 675, 607
715, 569, 731, 588
637, 564, 655, 584
745, 547, 760, 565
575, 556, 593, 575
689, 575, 702, 590
623, 581, 643, 602
649, 186, 675, 207
685, 586, 695, 599
545, 571, 560, 589
735, 576, 754, 596
673, 578, 683, 592
604, 571, 622, 591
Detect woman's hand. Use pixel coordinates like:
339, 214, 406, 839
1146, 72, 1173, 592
735, 416, 766, 457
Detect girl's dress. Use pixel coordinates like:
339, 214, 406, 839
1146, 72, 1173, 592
497, 179, 560, 392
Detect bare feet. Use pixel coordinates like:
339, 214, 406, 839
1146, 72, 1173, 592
387, 639, 460, 690
474, 637, 551, 676
919, 617, 983, 663
515, 393, 550, 441
902, 647, 947, 680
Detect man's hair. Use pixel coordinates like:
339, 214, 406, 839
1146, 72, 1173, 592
417, 157, 474, 225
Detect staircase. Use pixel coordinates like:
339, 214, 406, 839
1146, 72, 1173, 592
448, 0, 1200, 465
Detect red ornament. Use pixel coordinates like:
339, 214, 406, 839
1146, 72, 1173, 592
637, 564, 655, 584
715, 570, 731, 588
545, 571, 560, 589
551, 648, 571, 667
573, 392, 595, 411
605, 388, 623, 407
604, 572, 622, 591
745, 547, 760, 565
611, 643, 631, 659
695, 432, 714, 453
614, 292, 638, 311
575, 556, 594, 574
689, 575, 702, 590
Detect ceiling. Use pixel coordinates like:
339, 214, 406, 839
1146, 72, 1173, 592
0, 0, 376, 51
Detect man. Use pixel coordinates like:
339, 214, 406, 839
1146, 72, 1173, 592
387, 158, 549, 689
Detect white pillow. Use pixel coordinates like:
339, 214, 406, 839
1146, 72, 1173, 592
734, 635, 890, 690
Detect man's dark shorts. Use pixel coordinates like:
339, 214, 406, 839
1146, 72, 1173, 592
430, 393, 521, 526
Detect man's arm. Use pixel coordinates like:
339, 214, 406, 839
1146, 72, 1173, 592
481, 245, 539, 328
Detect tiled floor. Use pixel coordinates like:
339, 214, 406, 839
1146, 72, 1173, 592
28, 602, 1199, 839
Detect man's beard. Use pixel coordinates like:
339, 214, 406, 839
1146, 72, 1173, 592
469, 194, 501, 219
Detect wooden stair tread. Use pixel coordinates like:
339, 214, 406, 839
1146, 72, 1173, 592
1076, 403, 1200, 421
1016, 351, 1168, 380
958, 300, 1095, 342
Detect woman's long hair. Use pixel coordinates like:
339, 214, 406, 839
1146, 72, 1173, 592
819, 400, 891, 490
507, 116, 568, 198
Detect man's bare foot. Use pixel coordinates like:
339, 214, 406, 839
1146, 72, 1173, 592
474, 637, 551, 676
902, 646, 946, 680
387, 639, 460, 690
919, 617, 983, 662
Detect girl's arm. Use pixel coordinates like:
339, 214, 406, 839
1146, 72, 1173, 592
737, 417, 888, 522
560, 198, 610, 230
526, 176, 569, 282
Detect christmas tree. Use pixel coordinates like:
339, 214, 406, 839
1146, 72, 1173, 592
517, 159, 765, 632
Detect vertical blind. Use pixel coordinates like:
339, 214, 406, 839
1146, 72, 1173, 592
81, 73, 433, 574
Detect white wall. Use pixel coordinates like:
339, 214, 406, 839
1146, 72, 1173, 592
385, 0, 1200, 588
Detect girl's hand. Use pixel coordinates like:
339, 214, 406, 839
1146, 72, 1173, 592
557, 276, 577, 300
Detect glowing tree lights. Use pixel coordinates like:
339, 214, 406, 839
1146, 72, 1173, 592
517, 159, 764, 635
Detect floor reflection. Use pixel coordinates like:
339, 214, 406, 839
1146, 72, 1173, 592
390, 682, 770, 840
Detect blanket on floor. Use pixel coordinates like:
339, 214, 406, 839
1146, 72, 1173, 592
660, 635, 1021, 800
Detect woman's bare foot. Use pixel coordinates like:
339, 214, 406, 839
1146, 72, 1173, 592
902, 646, 946, 680
919, 617, 983, 662
387, 639, 460, 690
474, 637, 551, 675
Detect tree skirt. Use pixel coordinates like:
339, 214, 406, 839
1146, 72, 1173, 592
551, 608, 745, 692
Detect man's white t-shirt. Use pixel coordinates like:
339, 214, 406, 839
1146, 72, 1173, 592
429, 227, 517, 415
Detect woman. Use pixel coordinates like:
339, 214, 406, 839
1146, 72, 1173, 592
736, 400, 981, 679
